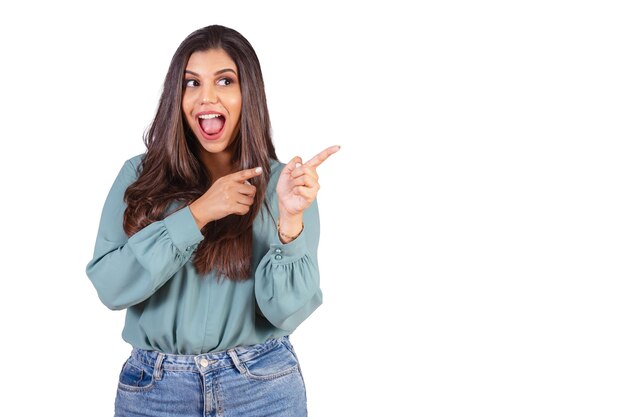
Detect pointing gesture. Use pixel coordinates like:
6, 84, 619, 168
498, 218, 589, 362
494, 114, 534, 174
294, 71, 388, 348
303, 145, 340, 168
277, 145, 340, 220
189, 166, 263, 229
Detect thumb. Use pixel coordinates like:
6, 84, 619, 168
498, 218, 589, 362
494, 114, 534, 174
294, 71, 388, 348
283, 156, 303, 174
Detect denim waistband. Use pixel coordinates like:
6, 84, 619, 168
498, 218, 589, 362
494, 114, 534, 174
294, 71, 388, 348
130, 335, 291, 374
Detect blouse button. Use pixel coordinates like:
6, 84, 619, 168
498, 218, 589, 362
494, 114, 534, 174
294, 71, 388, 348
275, 248, 282, 254
275, 254, 283, 260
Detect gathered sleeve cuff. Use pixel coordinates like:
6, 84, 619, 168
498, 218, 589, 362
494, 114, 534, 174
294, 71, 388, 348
254, 199, 323, 332
85, 158, 204, 311
124, 205, 204, 284
163, 204, 205, 253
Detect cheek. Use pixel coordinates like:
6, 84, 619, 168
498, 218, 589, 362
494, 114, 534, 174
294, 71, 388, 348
225, 88, 242, 114
181, 111, 194, 128
181, 97, 195, 124
227, 96, 242, 118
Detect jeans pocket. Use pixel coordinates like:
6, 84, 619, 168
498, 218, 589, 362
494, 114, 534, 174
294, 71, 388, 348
241, 340, 300, 381
117, 357, 156, 392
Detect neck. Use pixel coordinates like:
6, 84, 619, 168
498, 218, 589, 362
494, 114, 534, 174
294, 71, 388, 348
200, 149, 234, 180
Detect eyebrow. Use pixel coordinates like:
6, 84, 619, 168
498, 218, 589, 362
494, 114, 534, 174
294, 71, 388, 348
184, 68, 237, 77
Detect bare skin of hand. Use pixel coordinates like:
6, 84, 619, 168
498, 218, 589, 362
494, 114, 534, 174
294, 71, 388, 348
277, 145, 341, 242
189, 167, 262, 229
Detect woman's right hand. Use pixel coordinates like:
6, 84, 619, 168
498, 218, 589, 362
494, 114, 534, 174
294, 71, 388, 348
189, 167, 263, 229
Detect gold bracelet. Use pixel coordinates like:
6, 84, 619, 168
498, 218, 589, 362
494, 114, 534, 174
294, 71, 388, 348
277, 221, 304, 242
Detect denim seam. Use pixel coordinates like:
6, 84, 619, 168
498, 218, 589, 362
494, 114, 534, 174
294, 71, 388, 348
214, 377, 224, 417
154, 366, 201, 373
240, 341, 300, 381
117, 380, 156, 392
129, 336, 287, 372
242, 362, 300, 381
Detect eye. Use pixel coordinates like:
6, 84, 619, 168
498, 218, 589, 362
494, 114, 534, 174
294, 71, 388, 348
184, 79, 199, 88
217, 77, 233, 86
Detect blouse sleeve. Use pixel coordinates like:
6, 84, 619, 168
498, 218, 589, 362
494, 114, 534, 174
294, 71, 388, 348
254, 199, 323, 332
85, 158, 205, 310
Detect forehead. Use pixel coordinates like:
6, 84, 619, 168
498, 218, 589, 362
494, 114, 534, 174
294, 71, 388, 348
185, 49, 237, 74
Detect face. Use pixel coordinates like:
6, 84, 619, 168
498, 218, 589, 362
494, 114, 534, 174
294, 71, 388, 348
182, 48, 242, 158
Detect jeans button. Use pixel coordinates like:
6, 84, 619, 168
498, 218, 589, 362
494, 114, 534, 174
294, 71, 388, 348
200, 358, 209, 368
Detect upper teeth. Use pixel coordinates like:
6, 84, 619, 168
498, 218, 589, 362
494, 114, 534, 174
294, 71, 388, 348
199, 114, 221, 119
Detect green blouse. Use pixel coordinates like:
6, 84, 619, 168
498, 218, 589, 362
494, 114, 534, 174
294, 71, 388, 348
85, 154, 322, 354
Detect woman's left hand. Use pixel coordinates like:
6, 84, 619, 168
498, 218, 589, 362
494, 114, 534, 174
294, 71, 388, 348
276, 145, 340, 217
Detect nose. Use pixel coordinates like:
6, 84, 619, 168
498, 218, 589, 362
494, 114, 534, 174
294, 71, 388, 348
201, 85, 218, 104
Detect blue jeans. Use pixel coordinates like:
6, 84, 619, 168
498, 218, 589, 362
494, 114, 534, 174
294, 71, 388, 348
114, 335, 307, 417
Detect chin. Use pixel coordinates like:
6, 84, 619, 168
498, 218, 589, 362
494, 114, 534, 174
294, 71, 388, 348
196, 130, 235, 154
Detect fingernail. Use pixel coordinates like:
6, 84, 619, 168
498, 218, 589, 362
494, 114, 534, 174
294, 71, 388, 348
295, 163, 302, 168
255, 167, 262, 173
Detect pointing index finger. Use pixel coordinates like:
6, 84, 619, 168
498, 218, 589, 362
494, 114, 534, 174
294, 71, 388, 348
305, 145, 341, 168
235, 166, 263, 183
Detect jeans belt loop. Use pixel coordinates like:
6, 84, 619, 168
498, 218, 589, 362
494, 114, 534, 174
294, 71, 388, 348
227, 349, 246, 375
153, 352, 166, 381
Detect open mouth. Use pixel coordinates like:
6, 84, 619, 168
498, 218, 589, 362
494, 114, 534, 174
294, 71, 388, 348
198, 113, 226, 138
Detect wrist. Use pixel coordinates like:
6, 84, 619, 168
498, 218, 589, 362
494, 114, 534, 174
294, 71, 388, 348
277, 220, 304, 244
278, 209, 302, 232
189, 200, 215, 230
277, 209, 304, 243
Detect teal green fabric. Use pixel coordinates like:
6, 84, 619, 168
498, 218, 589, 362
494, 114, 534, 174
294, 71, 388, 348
86, 154, 322, 354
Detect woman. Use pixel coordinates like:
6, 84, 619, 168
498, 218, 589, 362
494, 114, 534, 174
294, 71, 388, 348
86, 24, 338, 417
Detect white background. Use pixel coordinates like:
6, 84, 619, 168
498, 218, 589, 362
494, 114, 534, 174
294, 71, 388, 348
1, 1, 624, 416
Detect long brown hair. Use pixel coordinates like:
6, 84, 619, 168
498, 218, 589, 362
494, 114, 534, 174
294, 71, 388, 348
123, 25, 277, 281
